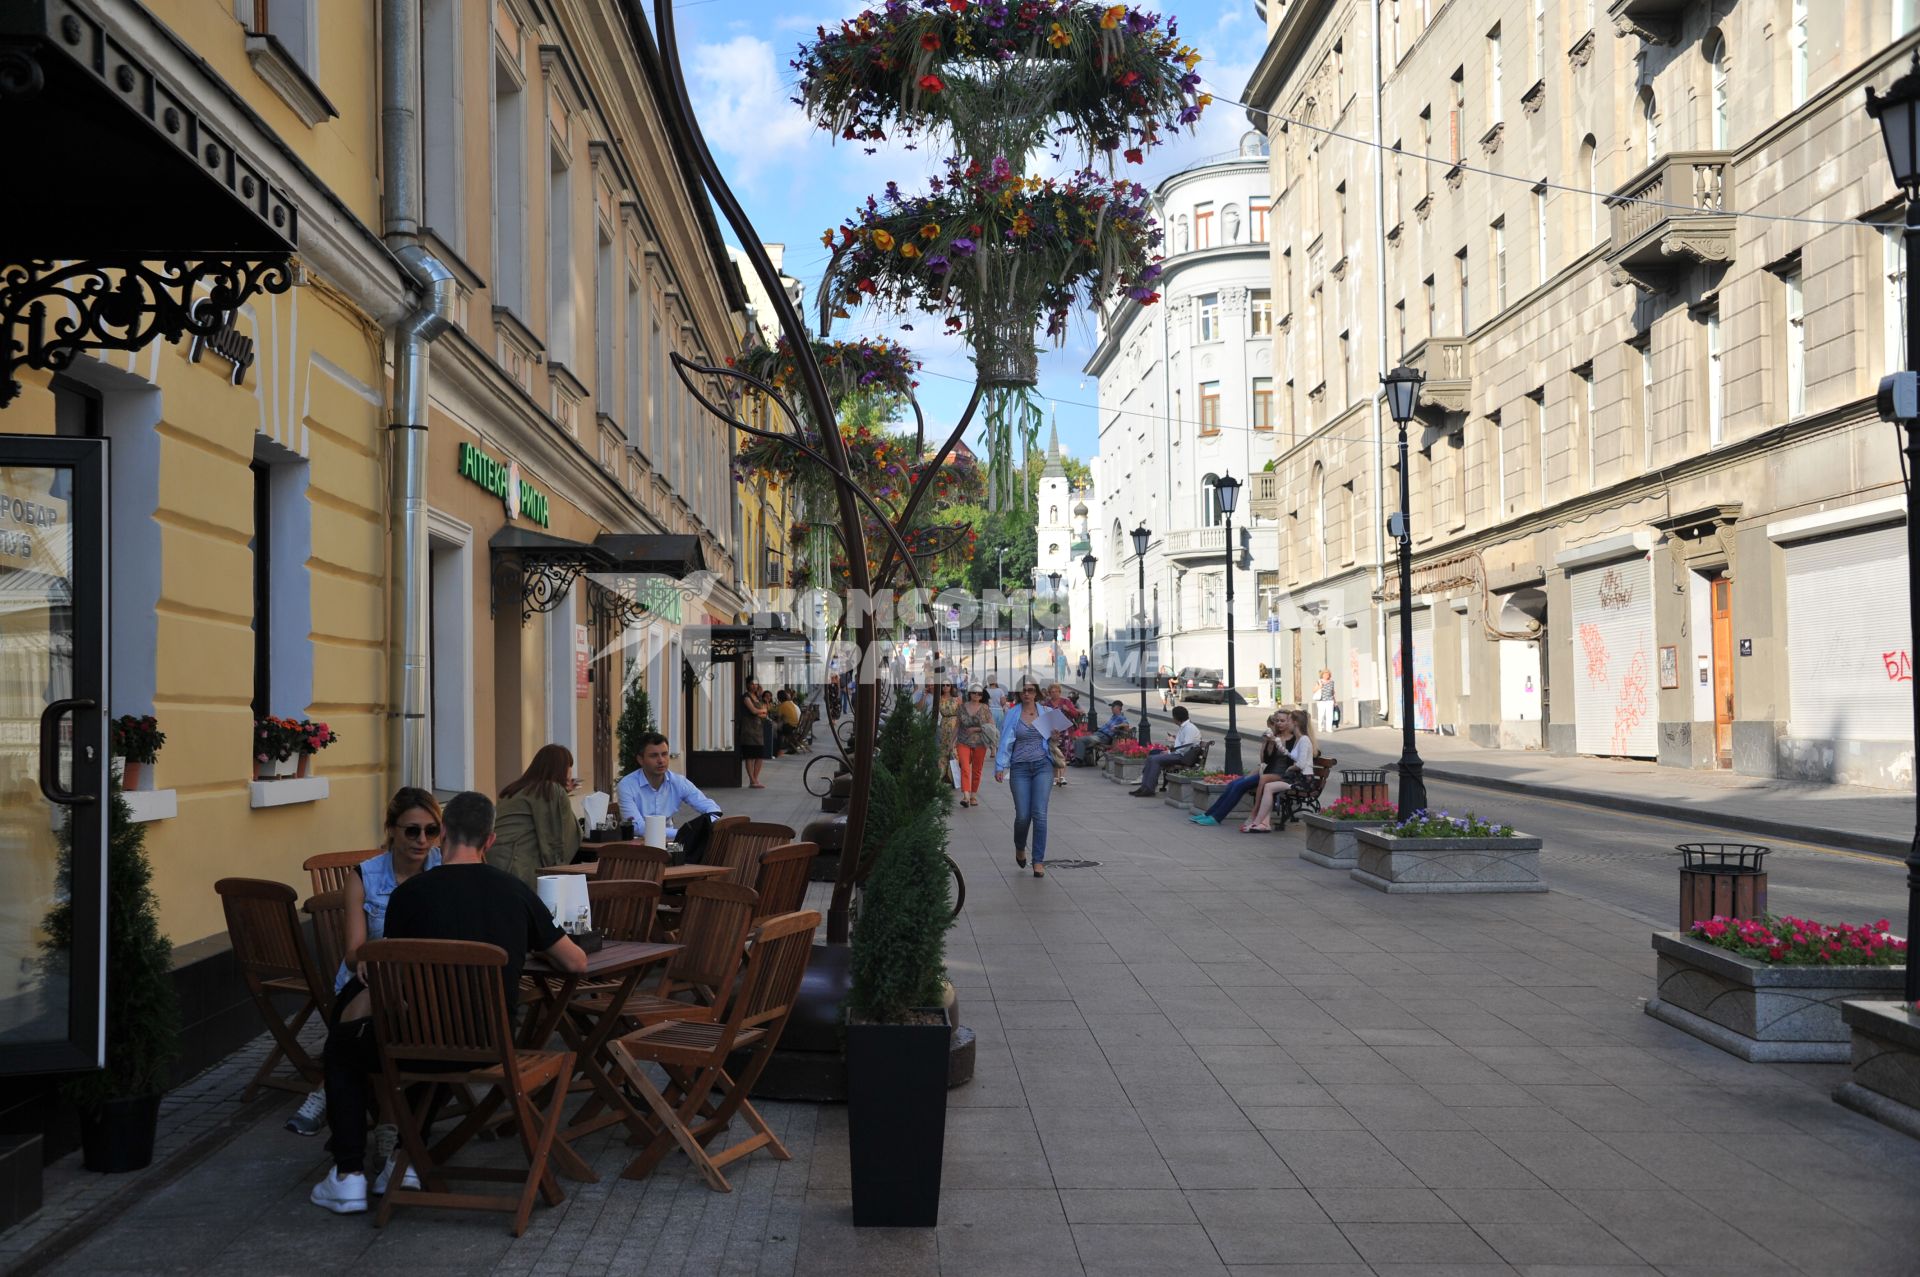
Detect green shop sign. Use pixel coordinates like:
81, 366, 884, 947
457, 441, 549, 527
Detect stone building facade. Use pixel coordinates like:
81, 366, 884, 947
1247, 0, 1919, 787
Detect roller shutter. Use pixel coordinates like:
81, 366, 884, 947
1784, 524, 1911, 742
1570, 555, 1656, 757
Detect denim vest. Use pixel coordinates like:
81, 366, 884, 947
335, 847, 441, 992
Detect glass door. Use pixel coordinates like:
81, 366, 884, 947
0, 436, 108, 1076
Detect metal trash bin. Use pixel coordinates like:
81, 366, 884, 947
1339, 768, 1391, 808
1676, 843, 1770, 931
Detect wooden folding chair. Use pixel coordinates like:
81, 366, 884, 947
303, 889, 350, 987
750, 843, 818, 918
572, 881, 755, 1028
606, 910, 822, 1190
710, 820, 796, 890
592, 843, 669, 883
587, 879, 661, 943
698, 815, 749, 872
216, 878, 332, 1100
302, 848, 382, 898
359, 939, 574, 1236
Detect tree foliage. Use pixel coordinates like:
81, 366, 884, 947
849, 693, 951, 1023
615, 677, 655, 774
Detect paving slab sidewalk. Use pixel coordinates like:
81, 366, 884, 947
9, 754, 1920, 1275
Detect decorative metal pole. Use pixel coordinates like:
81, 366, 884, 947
1216, 473, 1244, 775
1382, 366, 1427, 819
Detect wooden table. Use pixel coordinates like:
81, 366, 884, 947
661, 863, 730, 888
522, 940, 681, 1179
538, 863, 595, 875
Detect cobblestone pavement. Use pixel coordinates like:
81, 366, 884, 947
15, 752, 1920, 1275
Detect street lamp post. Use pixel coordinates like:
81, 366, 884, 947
1025, 574, 1035, 683
1863, 53, 1920, 1002
1131, 523, 1152, 745
1382, 365, 1428, 819
1214, 473, 1245, 775
1082, 553, 1098, 715
1048, 570, 1064, 685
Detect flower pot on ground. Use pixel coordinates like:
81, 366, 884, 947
1645, 918, 1907, 1062
846, 699, 954, 1228
1350, 810, 1545, 893
1162, 771, 1199, 808
1106, 755, 1144, 786
1834, 1001, 1920, 1140
41, 783, 180, 1173
1300, 796, 1400, 869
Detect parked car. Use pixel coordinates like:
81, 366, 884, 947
1176, 667, 1228, 702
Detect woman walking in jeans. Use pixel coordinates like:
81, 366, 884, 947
994, 681, 1070, 878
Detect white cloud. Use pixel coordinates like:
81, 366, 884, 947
686, 36, 814, 187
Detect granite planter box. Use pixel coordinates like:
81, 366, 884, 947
1300, 814, 1393, 869
1834, 1001, 1920, 1140
1350, 829, 1546, 893
1643, 932, 1907, 1062
1188, 779, 1249, 818
1162, 774, 1196, 808
1106, 755, 1144, 787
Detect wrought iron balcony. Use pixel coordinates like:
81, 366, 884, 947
1605, 151, 1735, 291
1404, 336, 1471, 420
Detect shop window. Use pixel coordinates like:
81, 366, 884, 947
250, 439, 313, 722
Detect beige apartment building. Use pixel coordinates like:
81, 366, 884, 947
1246, 0, 1919, 788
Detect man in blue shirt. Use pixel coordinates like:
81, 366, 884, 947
615, 731, 721, 842
1072, 700, 1133, 765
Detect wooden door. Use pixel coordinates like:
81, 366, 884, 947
1711, 578, 1733, 766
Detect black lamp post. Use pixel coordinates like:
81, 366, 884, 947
1131, 522, 1152, 745
1382, 364, 1428, 819
1214, 473, 1245, 774
1047, 569, 1064, 684
1025, 573, 1035, 683
1865, 51, 1920, 1002
1082, 553, 1099, 714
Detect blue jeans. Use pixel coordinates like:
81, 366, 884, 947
1007, 758, 1053, 863
1204, 773, 1262, 821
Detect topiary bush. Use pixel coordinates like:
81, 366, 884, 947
42, 783, 180, 1108
614, 675, 654, 775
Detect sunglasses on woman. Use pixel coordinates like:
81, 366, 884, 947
399, 822, 440, 839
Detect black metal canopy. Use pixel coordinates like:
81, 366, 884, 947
594, 533, 707, 577
489, 527, 613, 622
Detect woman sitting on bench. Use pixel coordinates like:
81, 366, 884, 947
1240, 709, 1317, 833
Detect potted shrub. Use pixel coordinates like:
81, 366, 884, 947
1300, 796, 1399, 869
1646, 914, 1907, 1062
846, 697, 952, 1228
41, 782, 181, 1171
292, 718, 338, 778
1351, 809, 1546, 894
109, 714, 165, 792
615, 678, 655, 778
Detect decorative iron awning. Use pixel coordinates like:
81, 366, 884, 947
0, 1, 300, 406
489, 527, 613, 622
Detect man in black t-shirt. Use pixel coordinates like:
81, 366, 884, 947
312, 791, 586, 1216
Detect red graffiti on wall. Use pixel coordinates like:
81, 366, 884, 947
1611, 650, 1650, 754
1579, 622, 1610, 686
1883, 650, 1913, 682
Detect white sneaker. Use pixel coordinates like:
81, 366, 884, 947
309, 1169, 368, 1215
372, 1154, 421, 1195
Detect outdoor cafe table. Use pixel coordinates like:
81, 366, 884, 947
661, 863, 729, 888
522, 939, 680, 1179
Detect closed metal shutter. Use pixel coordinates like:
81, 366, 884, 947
1570, 556, 1656, 757
1785, 523, 1911, 742
1388, 609, 1436, 731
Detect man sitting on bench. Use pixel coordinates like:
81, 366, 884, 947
1130, 706, 1203, 796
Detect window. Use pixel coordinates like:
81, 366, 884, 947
547, 148, 574, 369
1315, 467, 1328, 575
1455, 247, 1470, 330
1791, 0, 1808, 107
1389, 141, 1403, 227
1253, 378, 1274, 429
649, 317, 665, 458
1575, 362, 1596, 481
1639, 87, 1658, 165
1251, 201, 1269, 242
1199, 381, 1221, 433
595, 229, 615, 407
1532, 0, 1547, 79
1532, 183, 1548, 283
1202, 473, 1223, 526
1887, 222, 1909, 376
422, 0, 462, 251
1339, 329, 1352, 402
1335, 182, 1348, 256
1487, 26, 1503, 125
251, 460, 272, 721
624, 274, 643, 446
1492, 414, 1507, 513
1708, 33, 1730, 150
1902, 0, 1920, 34
246, 0, 316, 74
1195, 202, 1215, 249
1492, 217, 1508, 309
1530, 388, 1547, 501
1419, 106, 1434, 197
1395, 298, 1408, 357
1423, 274, 1437, 337
1198, 292, 1220, 342
249, 439, 314, 725
493, 57, 527, 314
1250, 289, 1273, 336
1637, 337, 1656, 467
1283, 378, 1295, 440
1784, 267, 1806, 418
1706, 308, 1724, 445
1581, 134, 1601, 242
1450, 68, 1465, 161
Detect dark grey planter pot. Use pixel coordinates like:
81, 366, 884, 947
1834, 1000, 1920, 1140
1645, 932, 1907, 1062
1299, 814, 1393, 868
1350, 828, 1546, 893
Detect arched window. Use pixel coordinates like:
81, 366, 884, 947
1706, 34, 1729, 149
1111, 519, 1125, 559
1202, 472, 1222, 527
1579, 134, 1600, 242
1639, 87, 1658, 165
1048, 505, 1059, 524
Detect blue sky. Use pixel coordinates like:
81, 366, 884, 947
666, 0, 1265, 468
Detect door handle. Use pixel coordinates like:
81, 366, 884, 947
39, 698, 97, 806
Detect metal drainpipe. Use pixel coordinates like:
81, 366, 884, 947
1369, 0, 1392, 716
382, 0, 455, 791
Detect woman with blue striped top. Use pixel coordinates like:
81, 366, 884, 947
993, 681, 1072, 878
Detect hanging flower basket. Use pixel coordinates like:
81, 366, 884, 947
794, 2, 1209, 158
736, 336, 921, 405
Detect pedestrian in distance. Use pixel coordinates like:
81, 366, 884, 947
737, 679, 770, 787
993, 681, 1071, 877
954, 687, 996, 808
1314, 668, 1337, 737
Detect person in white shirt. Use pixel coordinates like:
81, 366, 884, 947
615, 732, 721, 842
1130, 706, 1204, 796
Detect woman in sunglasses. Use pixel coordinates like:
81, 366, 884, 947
287, 787, 444, 1138
490, 744, 583, 887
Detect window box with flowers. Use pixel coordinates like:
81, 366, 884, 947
254, 717, 338, 780
1350, 810, 1546, 894
1300, 796, 1399, 870
110, 715, 165, 793
1645, 917, 1908, 1063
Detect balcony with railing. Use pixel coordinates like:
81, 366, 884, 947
1604, 151, 1735, 291
1162, 524, 1281, 565
1250, 470, 1281, 520
1404, 335, 1472, 418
